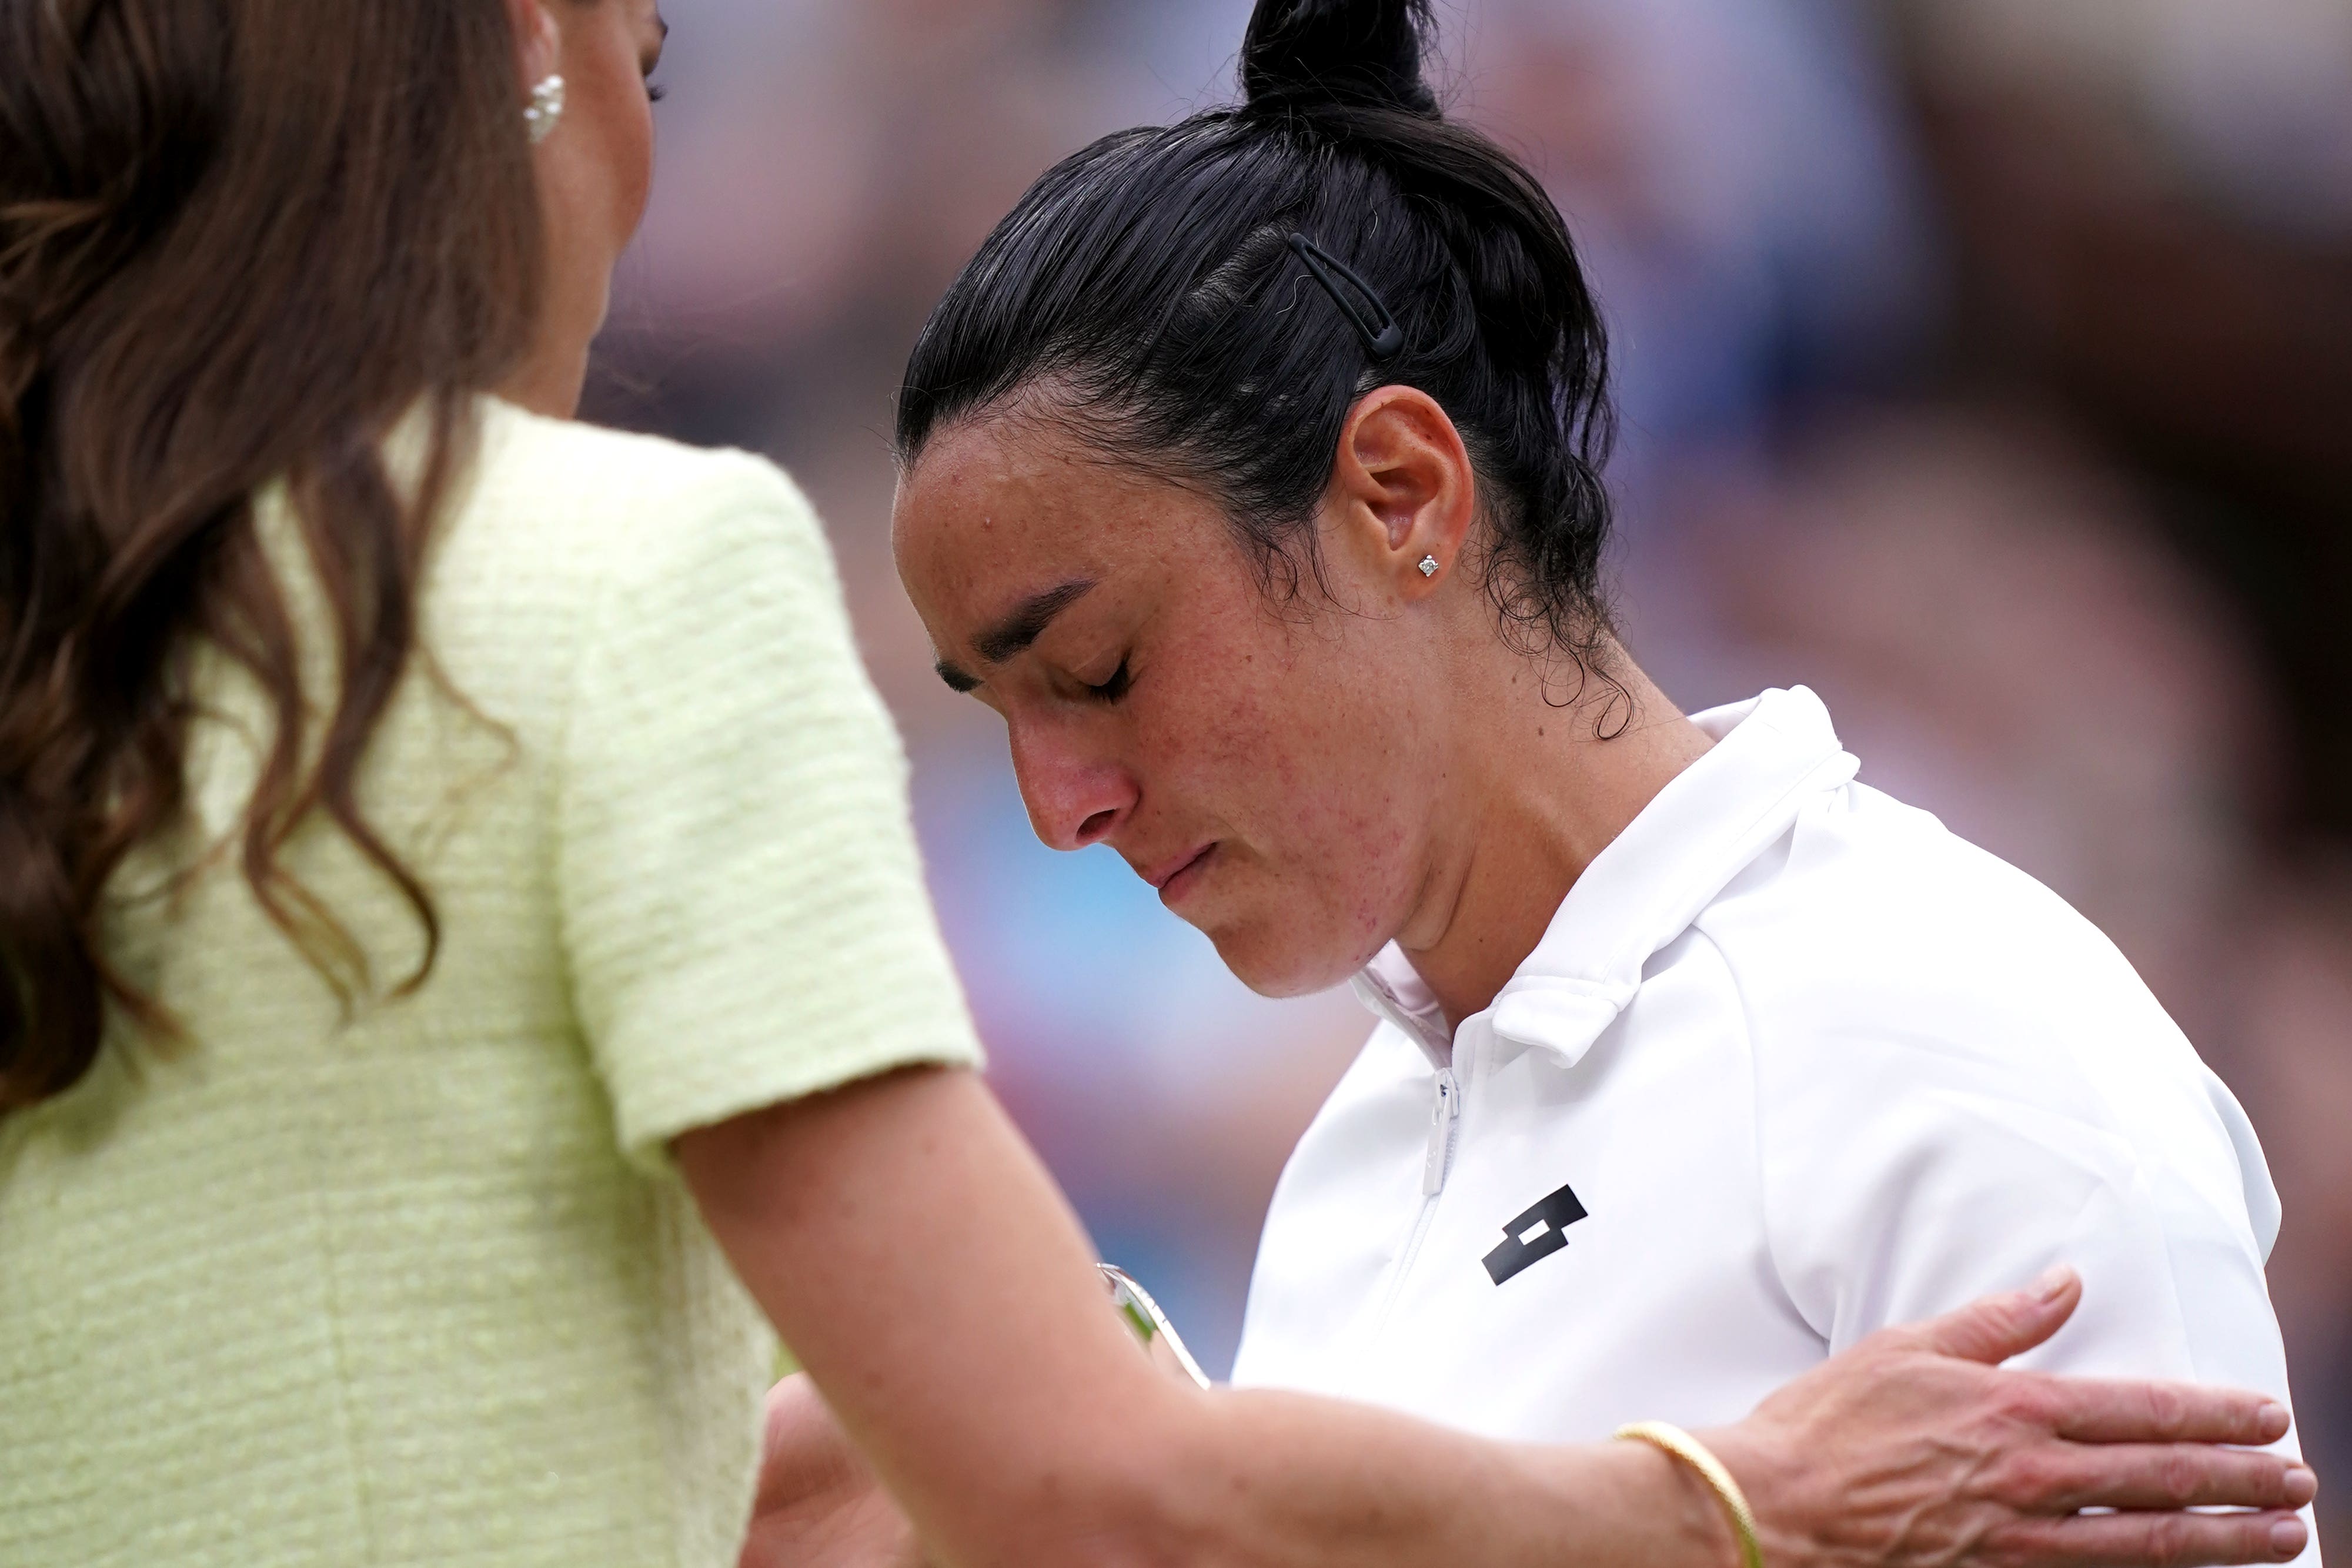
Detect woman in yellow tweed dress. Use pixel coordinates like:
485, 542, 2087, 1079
0, 2, 2316, 1566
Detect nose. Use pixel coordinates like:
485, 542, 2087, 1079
1008, 714, 1136, 852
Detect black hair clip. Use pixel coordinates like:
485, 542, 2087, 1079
1288, 233, 1406, 363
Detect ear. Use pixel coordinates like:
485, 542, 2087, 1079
1326, 387, 1478, 603
506, 0, 562, 91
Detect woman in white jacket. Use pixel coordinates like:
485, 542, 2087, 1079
823, 0, 2324, 1562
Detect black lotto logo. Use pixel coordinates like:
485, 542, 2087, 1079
1482, 1182, 1589, 1286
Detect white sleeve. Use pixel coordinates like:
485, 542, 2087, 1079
1750, 961, 2317, 1561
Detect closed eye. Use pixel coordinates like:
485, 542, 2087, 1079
1084, 659, 1132, 704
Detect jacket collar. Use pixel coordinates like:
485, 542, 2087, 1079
1354, 686, 1860, 1072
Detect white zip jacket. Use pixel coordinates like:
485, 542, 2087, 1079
1230, 687, 2317, 1562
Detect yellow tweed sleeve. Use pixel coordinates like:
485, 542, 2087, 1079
556, 455, 982, 1169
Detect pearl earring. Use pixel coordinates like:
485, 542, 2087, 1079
1418, 555, 1440, 578
524, 75, 566, 145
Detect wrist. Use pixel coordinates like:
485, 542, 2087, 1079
1596, 1433, 1748, 1568
1690, 1423, 1799, 1566
1618, 1424, 1763, 1568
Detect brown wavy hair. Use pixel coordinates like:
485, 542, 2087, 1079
0, 0, 546, 1113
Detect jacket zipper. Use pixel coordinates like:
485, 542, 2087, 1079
1369, 1066, 1460, 1339
1421, 1069, 1461, 1195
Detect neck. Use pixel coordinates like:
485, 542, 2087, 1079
1393, 642, 1713, 1027
497, 282, 602, 420
497, 343, 587, 421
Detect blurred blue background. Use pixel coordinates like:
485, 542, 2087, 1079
584, 2, 2352, 1551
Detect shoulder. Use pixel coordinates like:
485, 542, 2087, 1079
1700, 780, 2173, 1066
1692, 777, 2220, 1146
460, 399, 824, 572
430, 401, 849, 674
409, 402, 859, 755
1696, 778, 2269, 1245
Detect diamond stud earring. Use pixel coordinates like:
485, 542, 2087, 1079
1418, 555, 1441, 578
524, 75, 567, 145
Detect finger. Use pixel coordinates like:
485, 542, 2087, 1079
755, 1373, 871, 1507
761, 1373, 827, 1455
2040, 1377, 2296, 1447
1989, 1507, 2308, 1567
1891, 1265, 2082, 1363
2004, 1445, 2317, 1514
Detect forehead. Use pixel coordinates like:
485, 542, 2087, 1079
893, 414, 1204, 615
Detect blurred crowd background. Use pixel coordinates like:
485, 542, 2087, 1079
584, 0, 2352, 1547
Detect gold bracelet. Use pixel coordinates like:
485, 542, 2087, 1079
1615, 1420, 1766, 1568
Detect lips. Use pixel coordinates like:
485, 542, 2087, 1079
1140, 843, 1215, 901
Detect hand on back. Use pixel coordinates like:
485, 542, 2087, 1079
1705, 1268, 2313, 1567
735, 1261, 2313, 1568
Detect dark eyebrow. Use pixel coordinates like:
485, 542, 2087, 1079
975, 579, 1096, 663
933, 578, 1098, 694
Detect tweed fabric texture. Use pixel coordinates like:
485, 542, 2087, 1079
0, 400, 983, 1566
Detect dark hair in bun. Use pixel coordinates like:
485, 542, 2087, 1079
898, 0, 1616, 670
1241, 0, 1441, 118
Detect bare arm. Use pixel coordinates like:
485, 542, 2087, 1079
680, 1066, 2313, 1568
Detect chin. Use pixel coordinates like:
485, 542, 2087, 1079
1205, 918, 1368, 1001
